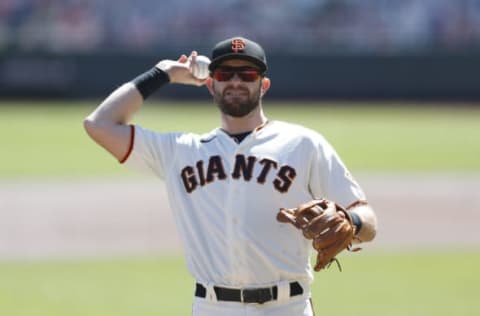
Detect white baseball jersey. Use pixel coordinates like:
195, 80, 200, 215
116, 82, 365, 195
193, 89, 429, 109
123, 120, 365, 287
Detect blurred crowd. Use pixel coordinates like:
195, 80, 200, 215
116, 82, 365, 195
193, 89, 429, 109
1, 0, 479, 54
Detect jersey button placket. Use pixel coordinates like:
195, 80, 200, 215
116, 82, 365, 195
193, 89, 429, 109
222, 149, 239, 284
218, 134, 238, 284
231, 146, 250, 283
227, 193, 243, 283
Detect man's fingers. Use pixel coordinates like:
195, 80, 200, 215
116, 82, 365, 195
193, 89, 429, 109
277, 208, 297, 224
188, 51, 198, 71
178, 54, 188, 63
190, 51, 198, 60
165, 51, 208, 86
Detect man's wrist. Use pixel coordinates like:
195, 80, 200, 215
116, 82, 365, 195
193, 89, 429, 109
349, 211, 363, 235
132, 67, 170, 100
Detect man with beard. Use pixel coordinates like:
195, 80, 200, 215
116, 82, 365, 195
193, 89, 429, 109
84, 37, 377, 316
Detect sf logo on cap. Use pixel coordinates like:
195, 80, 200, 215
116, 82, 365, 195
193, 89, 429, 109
231, 38, 245, 53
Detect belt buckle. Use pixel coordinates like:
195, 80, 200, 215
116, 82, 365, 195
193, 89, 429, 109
242, 287, 273, 304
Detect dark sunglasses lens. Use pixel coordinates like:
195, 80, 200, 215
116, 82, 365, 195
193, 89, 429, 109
238, 70, 260, 82
213, 68, 262, 82
213, 70, 234, 81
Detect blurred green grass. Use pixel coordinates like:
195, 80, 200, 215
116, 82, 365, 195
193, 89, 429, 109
1, 101, 480, 178
0, 251, 478, 316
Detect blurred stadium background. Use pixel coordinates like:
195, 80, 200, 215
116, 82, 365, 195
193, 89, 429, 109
1, 1, 480, 315
1, 0, 480, 99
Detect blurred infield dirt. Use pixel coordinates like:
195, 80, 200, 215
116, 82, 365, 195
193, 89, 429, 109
1, 173, 479, 260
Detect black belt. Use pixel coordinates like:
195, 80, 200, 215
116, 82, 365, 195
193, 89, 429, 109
195, 281, 303, 304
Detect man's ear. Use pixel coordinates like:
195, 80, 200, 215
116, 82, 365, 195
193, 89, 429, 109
206, 77, 214, 96
261, 77, 271, 96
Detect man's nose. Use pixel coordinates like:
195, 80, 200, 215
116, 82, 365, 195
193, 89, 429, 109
230, 72, 243, 83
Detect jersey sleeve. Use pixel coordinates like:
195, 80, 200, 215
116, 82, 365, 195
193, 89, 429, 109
122, 125, 178, 179
308, 135, 366, 208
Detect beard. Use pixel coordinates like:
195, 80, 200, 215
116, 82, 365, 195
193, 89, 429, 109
214, 84, 261, 118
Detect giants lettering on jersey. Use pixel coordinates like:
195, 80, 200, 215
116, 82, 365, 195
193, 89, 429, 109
180, 154, 297, 193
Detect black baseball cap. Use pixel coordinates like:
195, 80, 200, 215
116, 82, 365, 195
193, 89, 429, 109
209, 36, 267, 73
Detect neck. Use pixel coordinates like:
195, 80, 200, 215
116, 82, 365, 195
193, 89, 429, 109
220, 105, 267, 134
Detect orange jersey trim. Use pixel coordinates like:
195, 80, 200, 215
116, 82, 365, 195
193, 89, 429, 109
119, 124, 135, 164
346, 200, 368, 210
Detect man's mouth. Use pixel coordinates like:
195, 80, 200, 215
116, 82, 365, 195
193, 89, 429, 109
224, 87, 249, 97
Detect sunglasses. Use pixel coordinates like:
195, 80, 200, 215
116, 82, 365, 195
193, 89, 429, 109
211, 67, 263, 82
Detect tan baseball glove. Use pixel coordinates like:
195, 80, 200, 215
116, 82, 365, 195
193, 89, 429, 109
277, 199, 360, 271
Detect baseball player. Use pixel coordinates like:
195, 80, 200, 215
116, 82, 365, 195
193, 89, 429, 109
84, 36, 377, 316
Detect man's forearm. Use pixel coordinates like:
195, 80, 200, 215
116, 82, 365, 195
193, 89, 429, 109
83, 54, 204, 161
83, 82, 144, 161
86, 82, 143, 126
86, 66, 171, 126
